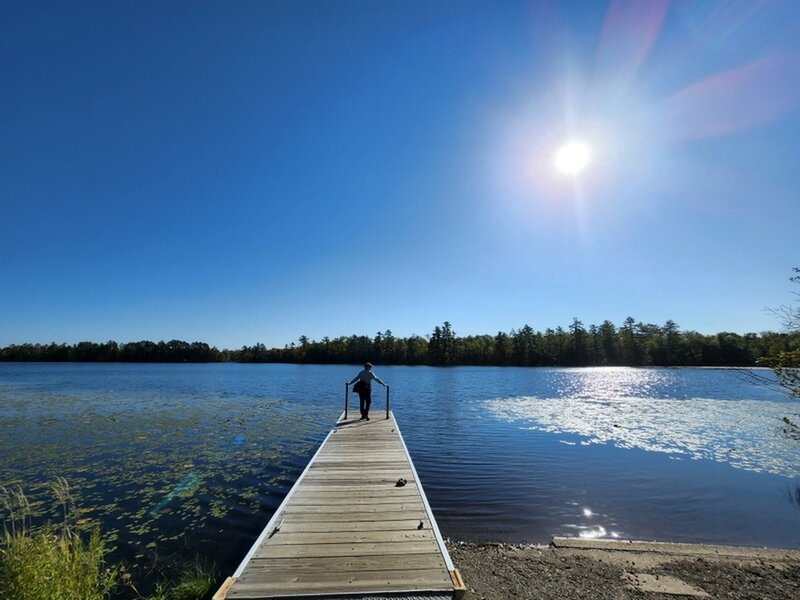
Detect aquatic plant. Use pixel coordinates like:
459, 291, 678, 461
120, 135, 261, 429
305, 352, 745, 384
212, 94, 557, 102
0, 480, 119, 600
144, 560, 216, 600
1, 481, 218, 600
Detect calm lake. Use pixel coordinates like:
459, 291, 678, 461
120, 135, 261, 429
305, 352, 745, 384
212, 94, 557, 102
1, 363, 799, 578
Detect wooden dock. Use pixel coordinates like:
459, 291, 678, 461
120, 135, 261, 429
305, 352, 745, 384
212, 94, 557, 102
214, 411, 465, 600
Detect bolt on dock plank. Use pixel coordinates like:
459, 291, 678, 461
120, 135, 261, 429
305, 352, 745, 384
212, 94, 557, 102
214, 411, 465, 600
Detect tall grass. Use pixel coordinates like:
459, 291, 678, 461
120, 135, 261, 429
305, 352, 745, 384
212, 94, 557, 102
0, 478, 118, 600
1, 479, 217, 600
147, 561, 216, 600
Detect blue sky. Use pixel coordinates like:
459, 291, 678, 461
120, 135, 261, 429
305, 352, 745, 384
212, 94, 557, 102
2, 0, 799, 348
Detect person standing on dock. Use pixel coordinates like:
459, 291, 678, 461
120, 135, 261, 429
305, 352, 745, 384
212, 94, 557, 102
349, 362, 386, 420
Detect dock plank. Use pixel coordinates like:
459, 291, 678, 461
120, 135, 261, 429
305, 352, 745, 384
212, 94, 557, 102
243, 553, 446, 573
269, 510, 429, 523
262, 530, 435, 545
230, 571, 452, 597
276, 519, 431, 534
254, 540, 440, 560
223, 411, 459, 599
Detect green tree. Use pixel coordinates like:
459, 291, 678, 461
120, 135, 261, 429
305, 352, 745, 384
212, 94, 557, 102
428, 326, 443, 364
760, 268, 800, 438
382, 330, 399, 363
512, 325, 535, 366
405, 335, 428, 364
568, 318, 588, 365
619, 317, 641, 365
440, 321, 459, 365
599, 320, 618, 365
494, 331, 512, 365
662, 320, 680, 365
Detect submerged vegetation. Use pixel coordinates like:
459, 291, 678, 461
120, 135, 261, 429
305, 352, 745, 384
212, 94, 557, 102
0, 380, 315, 599
2, 318, 799, 367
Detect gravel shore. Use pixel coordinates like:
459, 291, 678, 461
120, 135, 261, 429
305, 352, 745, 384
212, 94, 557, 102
446, 538, 800, 600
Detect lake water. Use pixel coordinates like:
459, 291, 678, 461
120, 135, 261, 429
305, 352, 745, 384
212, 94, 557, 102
1, 363, 799, 582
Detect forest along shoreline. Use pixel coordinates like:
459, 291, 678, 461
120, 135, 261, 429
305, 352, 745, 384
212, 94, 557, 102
447, 538, 800, 600
2, 318, 799, 366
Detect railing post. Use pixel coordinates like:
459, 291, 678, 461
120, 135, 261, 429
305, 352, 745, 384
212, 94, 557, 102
385, 385, 390, 419
344, 382, 349, 420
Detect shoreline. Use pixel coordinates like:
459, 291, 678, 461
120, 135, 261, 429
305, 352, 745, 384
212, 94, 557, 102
446, 537, 800, 599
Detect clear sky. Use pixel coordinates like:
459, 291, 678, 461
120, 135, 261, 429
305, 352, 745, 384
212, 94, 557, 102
2, 0, 799, 349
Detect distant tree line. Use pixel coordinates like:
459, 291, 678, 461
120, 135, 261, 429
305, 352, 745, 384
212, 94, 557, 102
2, 318, 799, 367
0, 340, 224, 363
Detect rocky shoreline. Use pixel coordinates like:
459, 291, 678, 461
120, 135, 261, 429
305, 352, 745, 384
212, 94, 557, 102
446, 538, 800, 599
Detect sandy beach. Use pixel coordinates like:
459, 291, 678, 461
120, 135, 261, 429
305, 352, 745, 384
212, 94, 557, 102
447, 538, 800, 599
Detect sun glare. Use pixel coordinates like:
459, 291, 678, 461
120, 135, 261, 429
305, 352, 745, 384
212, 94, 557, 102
555, 141, 592, 175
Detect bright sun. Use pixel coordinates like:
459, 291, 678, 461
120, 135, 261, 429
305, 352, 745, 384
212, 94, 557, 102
555, 141, 592, 175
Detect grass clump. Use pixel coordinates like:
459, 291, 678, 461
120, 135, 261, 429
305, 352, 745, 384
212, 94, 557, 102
170, 561, 216, 600
1, 522, 116, 599
146, 560, 216, 600
0, 479, 118, 600
1, 479, 217, 600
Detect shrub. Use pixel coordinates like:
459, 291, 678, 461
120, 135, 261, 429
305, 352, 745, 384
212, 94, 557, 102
0, 480, 118, 600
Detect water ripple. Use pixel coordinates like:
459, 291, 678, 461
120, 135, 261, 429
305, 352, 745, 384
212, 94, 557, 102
486, 394, 800, 478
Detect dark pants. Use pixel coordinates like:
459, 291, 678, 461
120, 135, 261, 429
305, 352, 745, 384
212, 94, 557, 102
358, 388, 372, 417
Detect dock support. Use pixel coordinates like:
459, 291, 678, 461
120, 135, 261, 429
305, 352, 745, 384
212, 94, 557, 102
450, 569, 466, 599
386, 384, 390, 419
212, 576, 234, 600
344, 381, 349, 420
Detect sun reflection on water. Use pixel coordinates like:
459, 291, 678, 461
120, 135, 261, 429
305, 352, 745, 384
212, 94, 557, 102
579, 525, 607, 540
487, 380, 800, 479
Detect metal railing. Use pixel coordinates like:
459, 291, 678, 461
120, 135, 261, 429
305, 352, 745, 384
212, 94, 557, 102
344, 382, 390, 420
